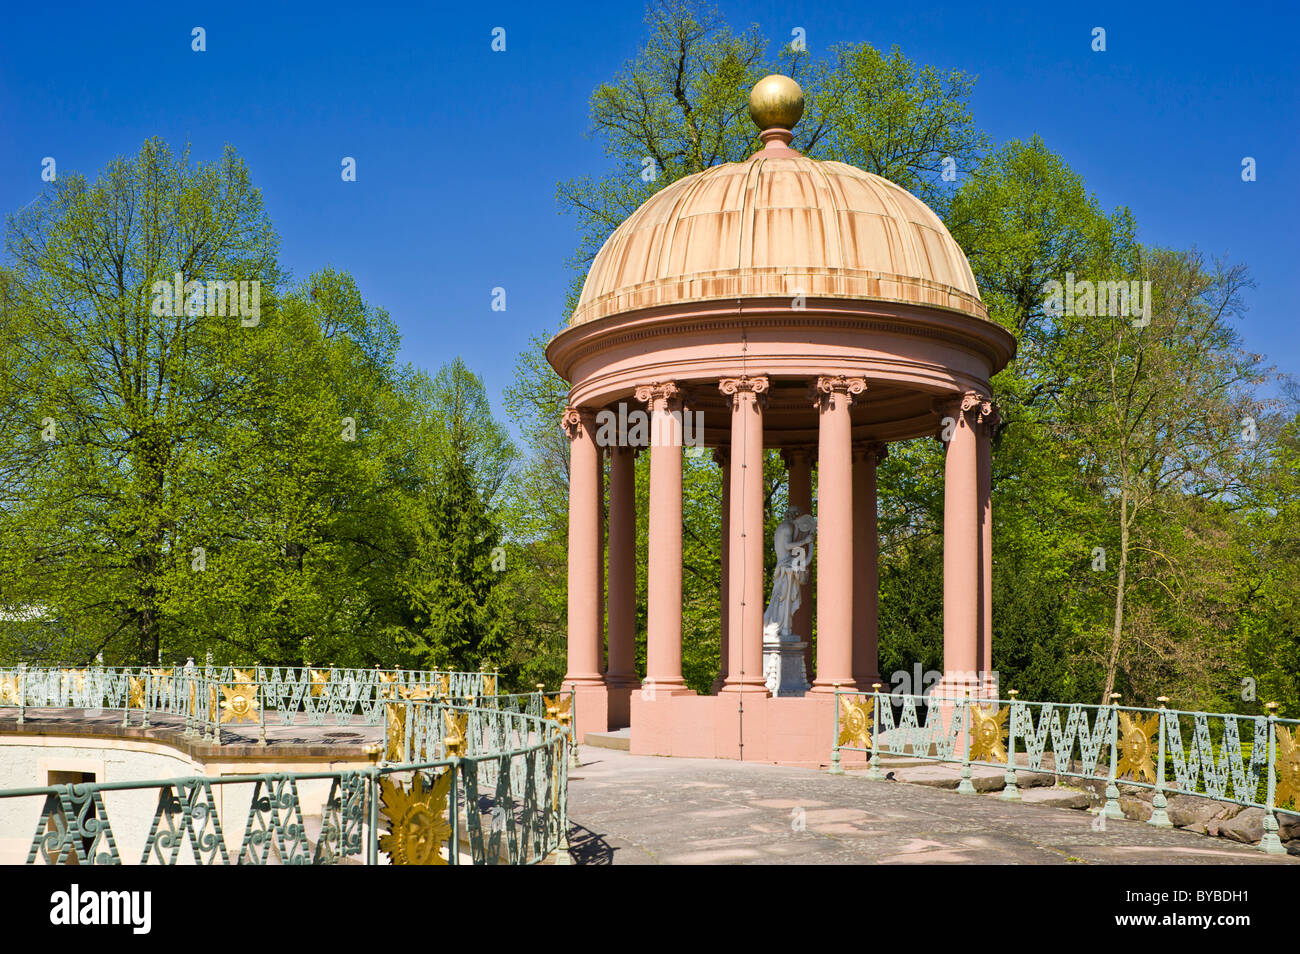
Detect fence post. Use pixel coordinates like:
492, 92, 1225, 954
259, 667, 269, 745
367, 768, 380, 865
553, 725, 574, 866
183, 657, 195, 737
15, 663, 25, 726
140, 669, 150, 728
569, 693, 580, 768
1101, 693, 1124, 819
866, 683, 885, 780
1148, 697, 1172, 828
829, 682, 844, 775
212, 664, 222, 746
957, 690, 977, 794
444, 723, 463, 866
999, 689, 1021, 801
1261, 702, 1287, 854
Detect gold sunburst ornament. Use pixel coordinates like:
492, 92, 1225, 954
309, 668, 327, 698
545, 694, 572, 722
127, 676, 145, 709
384, 702, 407, 762
0, 675, 21, 706
1116, 712, 1159, 783
1275, 724, 1299, 809
219, 669, 260, 724
968, 704, 1009, 763
444, 711, 468, 757
398, 684, 433, 702
837, 696, 873, 749
378, 770, 453, 865
482, 673, 497, 696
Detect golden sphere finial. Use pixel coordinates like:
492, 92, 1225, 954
749, 74, 804, 131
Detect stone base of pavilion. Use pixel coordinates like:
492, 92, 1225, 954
627, 691, 870, 766
570, 676, 1002, 767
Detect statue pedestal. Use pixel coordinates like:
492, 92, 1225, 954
763, 640, 810, 697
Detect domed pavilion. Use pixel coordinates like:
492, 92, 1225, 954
546, 75, 1016, 763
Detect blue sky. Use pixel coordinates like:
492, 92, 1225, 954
2, 1, 1297, 425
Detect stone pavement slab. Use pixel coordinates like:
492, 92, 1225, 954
566, 748, 1298, 865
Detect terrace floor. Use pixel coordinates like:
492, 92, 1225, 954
565, 747, 1300, 865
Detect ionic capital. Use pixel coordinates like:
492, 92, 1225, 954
718, 375, 770, 409
561, 406, 598, 442
812, 375, 867, 411
932, 391, 997, 442
633, 381, 683, 412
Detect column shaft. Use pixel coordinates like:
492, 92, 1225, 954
563, 408, 603, 686
852, 443, 884, 688
606, 446, 638, 688
941, 395, 981, 693
720, 377, 768, 693
812, 376, 864, 691
712, 449, 731, 694
977, 407, 997, 693
637, 383, 686, 692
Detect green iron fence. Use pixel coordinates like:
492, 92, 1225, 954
0, 666, 576, 865
830, 689, 1299, 855
0, 663, 530, 743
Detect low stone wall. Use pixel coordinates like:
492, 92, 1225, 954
0, 709, 380, 864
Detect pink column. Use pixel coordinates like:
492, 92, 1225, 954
606, 445, 638, 689
711, 447, 730, 695
852, 441, 886, 689
562, 407, 604, 688
977, 402, 998, 694
811, 375, 865, 692
635, 382, 688, 694
719, 376, 769, 693
782, 447, 815, 675
937, 393, 982, 698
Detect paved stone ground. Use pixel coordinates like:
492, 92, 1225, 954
567, 748, 1299, 865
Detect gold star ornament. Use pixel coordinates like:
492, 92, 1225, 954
0, 675, 21, 706
968, 704, 1009, 763
545, 694, 572, 723
378, 770, 452, 865
384, 702, 407, 762
127, 676, 145, 709
837, 696, 873, 750
444, 710, 468, 757
219, 669, 260, 724
1275, 724, 1299, 809
1116, 712, 1159, 783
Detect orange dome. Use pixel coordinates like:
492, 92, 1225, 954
571, 150, 987, 328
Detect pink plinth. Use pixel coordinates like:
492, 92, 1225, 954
629, 691, 868, 766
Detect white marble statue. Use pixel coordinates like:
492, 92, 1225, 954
763, 507, 817, 641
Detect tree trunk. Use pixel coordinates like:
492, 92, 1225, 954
1101, 490, 1129, 703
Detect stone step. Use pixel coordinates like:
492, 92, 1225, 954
584, 728, 631, 751
1004, 786, 1092, 810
